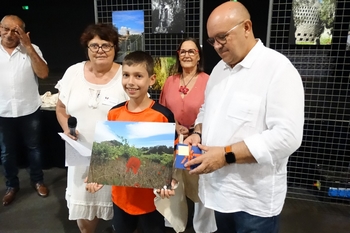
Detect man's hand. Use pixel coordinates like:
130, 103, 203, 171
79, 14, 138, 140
14, 25, 32, 48
184, 144, 226, 175
84, 177, 104, 193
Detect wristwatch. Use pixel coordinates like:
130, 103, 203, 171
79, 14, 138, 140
224, 145, 236, 164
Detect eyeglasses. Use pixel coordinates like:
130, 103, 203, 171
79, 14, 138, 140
177, 49, 198, 57
88, 43, 114, 53
207, 21, 245, 46
0, 25, 17, 34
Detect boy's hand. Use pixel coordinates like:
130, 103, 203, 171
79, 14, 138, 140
156, 187, 175, 198
84, 177, 104, 193
154, 178, 178, 199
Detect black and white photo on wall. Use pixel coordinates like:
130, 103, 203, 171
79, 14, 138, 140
289, 0, 335, 45
152, 0, 185, 34
112, 10, 145, 63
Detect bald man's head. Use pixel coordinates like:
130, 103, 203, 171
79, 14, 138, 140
206, 1, 256, 67
207, 1, 250, 31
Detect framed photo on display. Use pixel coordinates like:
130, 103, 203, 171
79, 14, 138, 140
151, 0, 185, 34
153, 56, 177, 90
112, 10, 145, 62
87, 121, 176, 189
289, 0, 335, 45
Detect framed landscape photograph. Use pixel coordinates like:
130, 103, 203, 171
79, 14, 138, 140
87, 121, 176, 189
112, 10, 145, 62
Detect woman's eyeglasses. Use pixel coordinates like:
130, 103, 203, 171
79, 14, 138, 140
88, 43, 114, 53
177, 49, 198, 57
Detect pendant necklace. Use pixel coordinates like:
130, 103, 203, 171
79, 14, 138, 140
179, 73, 196, 95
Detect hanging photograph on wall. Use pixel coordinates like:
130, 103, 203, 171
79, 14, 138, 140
152, 0, 185, 34
152, 56, 177, 90
289, 0, 335, 45
112, 10, 145, 62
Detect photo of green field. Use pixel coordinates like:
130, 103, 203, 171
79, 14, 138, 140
87, 121, 176, 189
153, 56, 176, 90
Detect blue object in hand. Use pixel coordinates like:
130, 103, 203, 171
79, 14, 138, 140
174, 144, 202, 170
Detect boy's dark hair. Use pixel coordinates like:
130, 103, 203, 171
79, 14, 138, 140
122, 51, 154, 77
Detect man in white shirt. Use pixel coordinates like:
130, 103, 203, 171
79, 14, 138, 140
184, 2, 304, 232
0, 15, 49, 206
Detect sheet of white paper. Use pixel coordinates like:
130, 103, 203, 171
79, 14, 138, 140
65, 142, 91, 166
58, 133, 92, 166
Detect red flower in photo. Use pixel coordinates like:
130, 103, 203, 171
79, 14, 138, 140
126, 156, 141, 174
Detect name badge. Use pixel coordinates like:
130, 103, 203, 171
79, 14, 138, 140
101, 96, 119, 106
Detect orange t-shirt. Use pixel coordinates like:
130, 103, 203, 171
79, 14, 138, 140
108, 100, 175, 215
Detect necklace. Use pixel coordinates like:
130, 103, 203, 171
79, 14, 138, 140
179, 73, 196, 95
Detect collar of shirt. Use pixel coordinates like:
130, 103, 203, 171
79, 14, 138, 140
0, 38, 23, 55
223, 39, 264, 71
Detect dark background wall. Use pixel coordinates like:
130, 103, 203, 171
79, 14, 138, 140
202, 1, 270, 74
1, 0, 269, 74
1, 0, 95, 73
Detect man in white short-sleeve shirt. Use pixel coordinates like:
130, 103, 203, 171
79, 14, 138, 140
184, 2, 304, 233
0, 15, 49, 206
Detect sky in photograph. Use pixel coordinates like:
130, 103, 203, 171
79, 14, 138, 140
112, 10, 144, 35
93, 121, 176, 148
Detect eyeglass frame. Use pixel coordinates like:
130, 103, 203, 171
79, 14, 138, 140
207, 20, 246, 46
87, 43, 115, 53
0, 25, 19, 34
177, 49, 199, 57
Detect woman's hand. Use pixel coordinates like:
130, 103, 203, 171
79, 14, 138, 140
176, 125, 189, 138
183, 132, 201, 146
84, 177, 104, 193
64, 129, 79, 141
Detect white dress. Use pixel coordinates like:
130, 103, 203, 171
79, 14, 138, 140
55, 61, 129, 220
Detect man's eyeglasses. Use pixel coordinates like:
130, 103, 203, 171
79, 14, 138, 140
177, 49, 198, 57
88, 43, 114, 53
207, 21, 245, 46
0, 25, 17, 34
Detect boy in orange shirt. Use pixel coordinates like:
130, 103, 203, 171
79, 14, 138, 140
86, 51, 176, 233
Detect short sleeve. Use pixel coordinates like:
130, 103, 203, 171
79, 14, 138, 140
55, 62, 85, 107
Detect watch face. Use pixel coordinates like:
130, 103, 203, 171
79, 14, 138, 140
225, 150, 236, 164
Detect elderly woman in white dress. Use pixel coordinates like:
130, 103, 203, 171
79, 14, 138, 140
55, 23, 128, 233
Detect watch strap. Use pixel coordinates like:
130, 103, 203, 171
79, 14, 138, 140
224, 145, 236, 164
